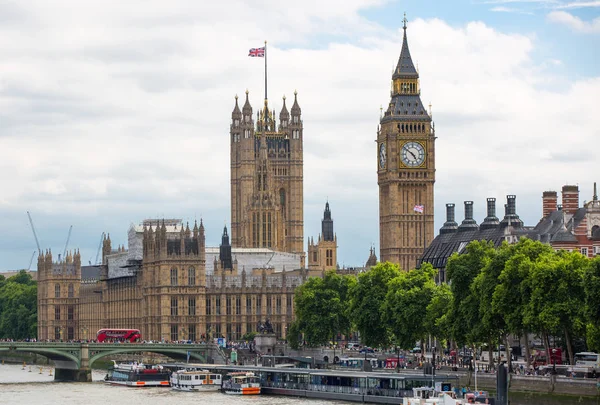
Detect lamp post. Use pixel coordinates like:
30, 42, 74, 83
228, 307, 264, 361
552, 348, 557, 375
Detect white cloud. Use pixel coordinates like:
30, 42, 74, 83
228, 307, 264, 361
490, 6, 535, 13
546, 10, 600, 32
0, 1, 598, 270
555, 1, 600, 8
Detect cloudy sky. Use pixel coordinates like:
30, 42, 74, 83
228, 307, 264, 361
1, 0, 598, 271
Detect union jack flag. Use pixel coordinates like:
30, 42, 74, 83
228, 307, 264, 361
248, 47, 265, 57
413, 205, 424, 213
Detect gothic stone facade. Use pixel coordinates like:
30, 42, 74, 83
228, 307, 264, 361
37, 224, 320, 342
230, 92, 304, 259
378, 20, 436, 271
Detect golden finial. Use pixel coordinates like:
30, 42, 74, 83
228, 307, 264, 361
245, 89, 249, 95
235, 94, 238, 100
282, 94, 286, 101
429, 102, 432, 117
379, 105, 383, 119
403, 12, 407, 30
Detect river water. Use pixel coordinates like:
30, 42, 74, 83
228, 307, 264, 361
0, 364, 347, 405
0, 363, 595, 405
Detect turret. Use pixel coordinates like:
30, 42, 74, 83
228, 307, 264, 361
219, 226, 232, 270
322, 202, 334, 241
279, 95, 289, 131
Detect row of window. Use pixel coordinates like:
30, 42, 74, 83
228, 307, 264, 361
169, 322, 285, 341
54, 305, 75, 320
54, 284, 75, 298
170, 296, 293, 316
170, 267, 196, 286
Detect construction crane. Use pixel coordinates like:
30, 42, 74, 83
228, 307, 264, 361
26, 211, 42, 253
63, 225, 73, 259
27, 250, 36, 270
95, 232, 105, 265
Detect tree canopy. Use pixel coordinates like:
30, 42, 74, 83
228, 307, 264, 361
0, 270, 37, 339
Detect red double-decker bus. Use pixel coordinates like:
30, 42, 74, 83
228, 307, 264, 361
96, 329, 141, 343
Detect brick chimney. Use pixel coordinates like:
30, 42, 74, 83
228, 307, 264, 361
542, 191, 558, 218
561, 185, 579, 215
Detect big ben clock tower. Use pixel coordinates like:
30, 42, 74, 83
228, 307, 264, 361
378, 15, 435, 271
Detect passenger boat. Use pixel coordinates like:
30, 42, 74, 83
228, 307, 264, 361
170, 369, 222, 392
402, 387, 467, 404
104, 362, 170, 387
221, 371, 261, 395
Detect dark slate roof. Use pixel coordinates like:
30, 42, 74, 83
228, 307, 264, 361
393, 28, 418, 79
382, 94, 431, 123
418, 227, 507, 270
81, 265, 101, 280
525, 208, 584, 244
551, 226, 578, 243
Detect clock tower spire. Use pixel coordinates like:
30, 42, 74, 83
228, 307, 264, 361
377, 15, 435, 271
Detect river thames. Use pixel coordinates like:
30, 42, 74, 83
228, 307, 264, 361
1, 363, 597, 405
0, 364, 348, 405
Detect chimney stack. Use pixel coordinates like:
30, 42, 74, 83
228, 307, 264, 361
542, 191, 558, 218
500, 195, 524, 229
440, 203, 459, 234
458, 201, 479, 232
561, 185, 579, 215
480, 198, 500, 230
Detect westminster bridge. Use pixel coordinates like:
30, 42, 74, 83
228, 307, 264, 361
0, 342, 225, 381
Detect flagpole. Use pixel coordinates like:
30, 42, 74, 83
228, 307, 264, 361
264, 40, 268, 100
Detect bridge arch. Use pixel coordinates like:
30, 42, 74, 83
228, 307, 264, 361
88, 347, 207, 368
0, 345, 80, 367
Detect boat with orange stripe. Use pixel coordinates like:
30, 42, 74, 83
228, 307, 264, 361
221, 371, 261, 395
104, 361, 170, 387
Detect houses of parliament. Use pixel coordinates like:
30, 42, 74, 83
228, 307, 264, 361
37, 20, 435, 342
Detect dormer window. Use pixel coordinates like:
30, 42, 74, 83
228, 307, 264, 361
293, 116, 299, 124
234, 119, 239, 127
244, 115, 249, 123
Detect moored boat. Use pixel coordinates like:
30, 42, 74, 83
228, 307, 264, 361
221, 371, 261, 395
104, 362, 170, 387
170, 369, 222, 392
402, 387, 467, 405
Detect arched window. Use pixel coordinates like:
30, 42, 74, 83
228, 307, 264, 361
188, 267, 195, 286
55, 284, 60, 298
68, 284, 74, 298
170, 267, 178, 286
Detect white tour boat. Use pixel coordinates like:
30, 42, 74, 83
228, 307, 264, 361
221, 371, 261, 395
402, 387, 468, 405
170, 369, 222, 392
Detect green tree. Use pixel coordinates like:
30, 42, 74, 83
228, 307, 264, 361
424, 282, 453, 350
293, 270, 355, 346
446, 240, 496, 348
583, 257, 600, 352
0, 270, 37, 339
349, 262, 401, 348
526, 251, 587, 366
384, 263, 438, 350
493, 239, 554, 367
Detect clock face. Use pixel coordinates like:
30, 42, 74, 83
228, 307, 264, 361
400, 141, 426, 167
379, 142, 386, 169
